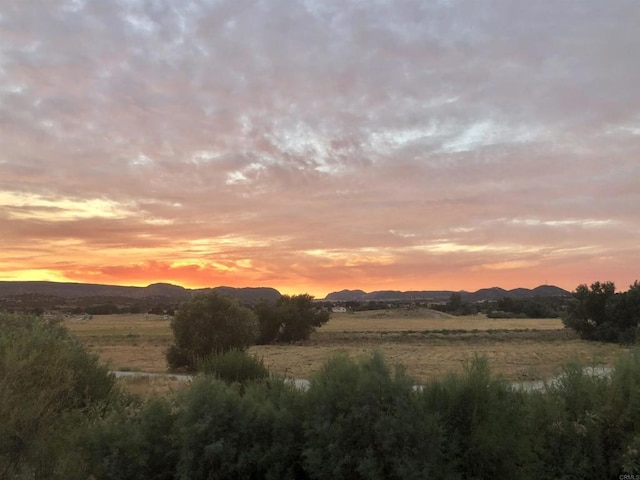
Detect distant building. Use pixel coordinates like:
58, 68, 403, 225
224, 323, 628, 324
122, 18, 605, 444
332, 306, 347, 313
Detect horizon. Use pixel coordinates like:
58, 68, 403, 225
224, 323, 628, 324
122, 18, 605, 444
1, 1, 639, 297
0, 277, 610, 300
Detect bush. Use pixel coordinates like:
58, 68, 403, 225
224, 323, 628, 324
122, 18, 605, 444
167, 292, 258, 371
419, 356, 535, 478
0, 313, 118, 479
200, 350, 269, 385
255, 294, 330, 344
87, 398, 179, 480
303, 351, 447, 479
175, 376, 306, 480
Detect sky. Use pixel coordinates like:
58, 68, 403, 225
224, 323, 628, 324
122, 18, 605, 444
1, 0, 639, 298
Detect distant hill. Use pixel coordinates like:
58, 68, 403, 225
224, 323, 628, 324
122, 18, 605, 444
324, 289, 367, 301
324, 285, 571, 303
0, 281, 571, 308
0, 281, 281, 305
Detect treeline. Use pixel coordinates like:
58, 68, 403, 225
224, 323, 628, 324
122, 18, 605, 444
430, 292, 567, 318
0, 295, 181, 316
5, 313, 640, 479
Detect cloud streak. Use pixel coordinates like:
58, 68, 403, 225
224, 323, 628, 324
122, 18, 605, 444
1, 0, 639, 296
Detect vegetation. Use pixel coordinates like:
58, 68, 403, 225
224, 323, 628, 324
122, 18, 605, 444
486, 296, 564, 318
0, 313, 119, 479
562, 281, 640, 343
166, 292, 258, 371
8, 310, 640, 478
200, 349, 269, 385
85, 350, 640, 479
254, 294, 330, 344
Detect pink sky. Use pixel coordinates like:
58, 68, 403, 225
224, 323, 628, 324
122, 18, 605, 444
1, 1, 639, 298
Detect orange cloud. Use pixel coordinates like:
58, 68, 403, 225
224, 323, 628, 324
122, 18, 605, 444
1, 1, 639, 298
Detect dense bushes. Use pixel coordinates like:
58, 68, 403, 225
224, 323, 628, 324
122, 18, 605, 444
303, 352, 447, 479
200, 349, 269, 384
0, 313, 119, 479
9, 311, 640, 478
563, 281, 640, 343
86, 350, 640, 479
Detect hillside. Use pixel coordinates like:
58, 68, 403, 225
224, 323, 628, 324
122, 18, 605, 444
0, 281, 281, 307
324, 285, 571, 303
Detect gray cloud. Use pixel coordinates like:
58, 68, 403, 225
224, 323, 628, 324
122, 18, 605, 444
1, 0, 639, 294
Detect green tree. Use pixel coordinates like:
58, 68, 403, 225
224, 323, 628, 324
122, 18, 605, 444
255, 294, 330, 344
167, 292, 258, 371
562, 282, 616, 339
562, 281, 640, 343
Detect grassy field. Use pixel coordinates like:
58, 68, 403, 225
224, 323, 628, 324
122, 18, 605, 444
318, 309, 564, 332
65, 310, 626, 396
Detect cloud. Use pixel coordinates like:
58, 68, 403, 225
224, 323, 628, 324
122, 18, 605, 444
1, 0, 639, 296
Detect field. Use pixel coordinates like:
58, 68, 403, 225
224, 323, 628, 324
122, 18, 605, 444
65, 309, 626, 395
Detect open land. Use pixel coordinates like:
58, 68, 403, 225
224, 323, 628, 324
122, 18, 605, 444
65, 310, 626, 397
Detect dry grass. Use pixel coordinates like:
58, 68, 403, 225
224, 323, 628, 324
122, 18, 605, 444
319, 310, 564, 332
250, 333, 623, 383
65, 314, 172, 373
65, 311, 627, 387
65, 314, 172, 337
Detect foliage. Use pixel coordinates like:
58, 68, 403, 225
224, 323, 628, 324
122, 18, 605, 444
0, 313, 118, 479
200, 349, 269, 385
445, 292, 477, 315
487, 296, 563, 318
76, 346, 640, 478
166, 292, 258, 371
419, 356, 535, 478
562, 281, 640, 343
10, 306, 640, 478
175, 376, 306, 480
303, 352, 448, 479
255, 294, 330, 344
87, 398, 179, 480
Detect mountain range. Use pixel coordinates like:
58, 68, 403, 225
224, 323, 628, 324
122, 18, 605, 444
0, 281, 572, 305
0, 281, 281, 305
324, 285, 571, 303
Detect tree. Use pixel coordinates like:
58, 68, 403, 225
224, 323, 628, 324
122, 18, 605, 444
447, 292, 463, 313
166, 292, 258, 371
562, 281, 640, 343
255, 294, 330, 344
562, 282, 616, 340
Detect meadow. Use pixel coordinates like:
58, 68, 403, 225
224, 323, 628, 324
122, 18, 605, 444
65, 308, 625, 396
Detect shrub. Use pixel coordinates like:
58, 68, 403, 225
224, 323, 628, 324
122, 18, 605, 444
303, 351, 447, 479
200, 349, 269, 384
0, 313, 118, 479
167, 292, 258, 371
419, 356, 535, 478
87, 398, 179, 480
175, 376, 306, 480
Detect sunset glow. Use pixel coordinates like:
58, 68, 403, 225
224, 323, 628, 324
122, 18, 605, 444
1, 1, 639, 298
